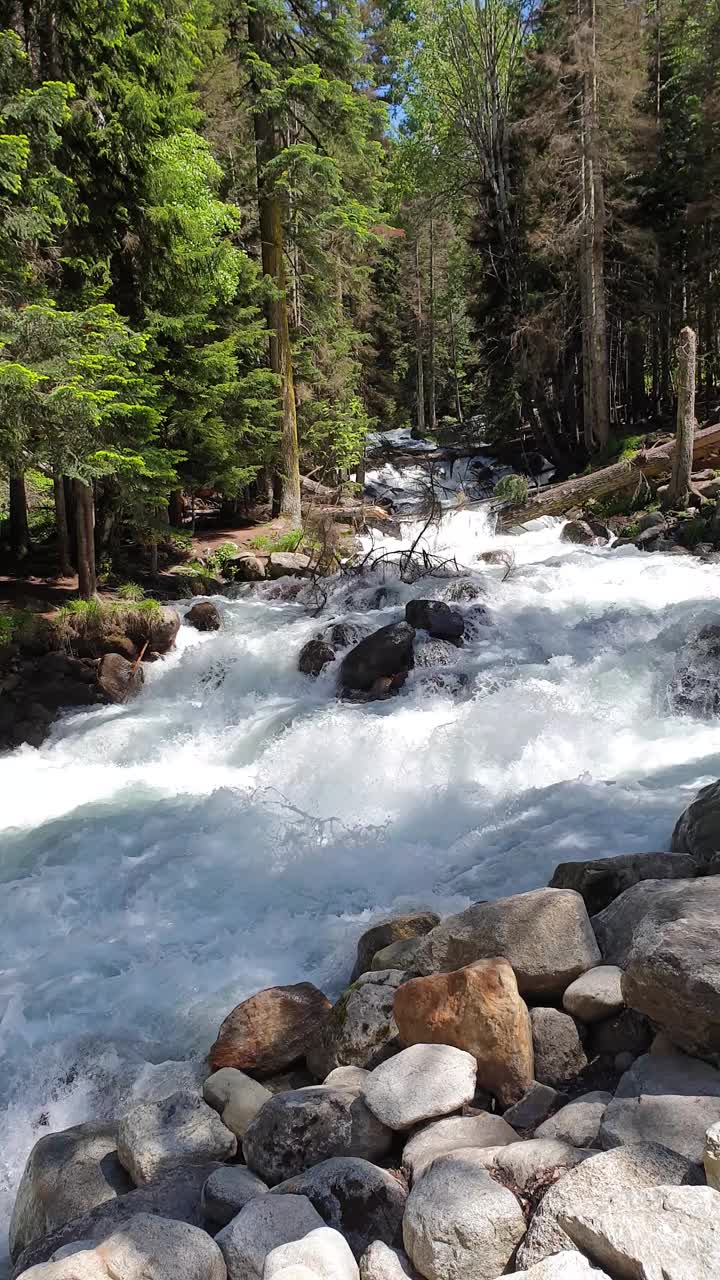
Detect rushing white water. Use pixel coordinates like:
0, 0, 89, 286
2, 508, 720, 1269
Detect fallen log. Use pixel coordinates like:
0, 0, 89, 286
500, 423, 720, 528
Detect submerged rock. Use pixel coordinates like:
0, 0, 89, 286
405, 599, 464, 644
298, 638, 336, 676
185, 601, 222, 632
339, 622, 415, 696
97, 653, 144, 704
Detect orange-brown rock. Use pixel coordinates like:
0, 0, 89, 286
393, 958, 534, 1106
209, 982, 332, 1077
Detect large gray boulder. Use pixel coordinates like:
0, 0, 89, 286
531, 1008, 588, 1088
264, 1226, 359, 1280
536, 1092, 612, 1148
242, 1087, 391, 1185
117, 1091, 236, 1185
515, 1143, 701, 1268
599, 1042, 720, 1161
351, 913, 439, 982
9, 1123, 132, 1261
10, 1164, 220, 1279
216, 1194, 324, 1280
306, 970, 405, 1079
362, 1044, 476, 1131
268, 552, 313, 579
402, 1149, 526, 1280
412, 888, 600, 998
593, 876, 720, 1054
560, 1184, 720, 1280
672, 779, 720, 860
550, 852, 697, 914
14, 1213, 226, 1280
402, 1113, 517, 1183
270, 1157, 407, 1259
201, 1165, 268, 1227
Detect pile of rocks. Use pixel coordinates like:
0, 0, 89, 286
11, 781, 720, 1279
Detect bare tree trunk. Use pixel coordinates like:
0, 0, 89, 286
449, 304, 464, 422
9, 469, 30, 559
74, 479, 97, 598
53, 471, 72, 576
248, 9, 301, 525
666, 326, 697, 509
579, 0, 610, 450
414, 237, 426, 439
428, 217, 437, 434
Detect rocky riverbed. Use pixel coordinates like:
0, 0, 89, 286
8, 794, 720, 1279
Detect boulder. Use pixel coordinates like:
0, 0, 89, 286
705, 1119, 720, 1189
9, 1123, 132, 1261
209, 982, 332, 1075
264, 1227, 359, 1280
216, 1194, 324, 1280
202, 1068, 272, 1138
116, 1091, 236, 1185
492, 1139, 591, 1191
402, 1113, 517, 1183
506, 1254, 612, 1278
185, 601, 222, 632
562, 966, 624, 1023
599, 1042, 720, 1161
339, 623, 415, 694
97, 653, 144, 704
515, 1143, 701, 1269
268, 552, 313, 579
359, 1241, 416, 1280
405, 600, 464, 644
226, 553, 266, 582
351, 913, 440, 982
536, 1092, 612, 1148
550, 852, 697, 914
126, 606, 180, 655
270, 1157, 407, 1260
13, 1214, 226, 1280
503, 1083, 564, 1131
414, 639, 462, 668
392, 959, 534, 1106
402, 1149, 526, 1280
412, 888, 600, 998
560, 1184, 720, 1280
306, 970, 405, 1079
362, 1044, 477, 1131
593, 876, 720, 1054
561, 520, 597, 545
672, 779, 720, 859
371, 939, 425, 973
323, 1066, 370, 1092
10, 1164, 220, 1278
201, 1165, 268, 1227
531, 1008, 588, 1088
242, 1087, 391, 1185
298, 639, 336, 676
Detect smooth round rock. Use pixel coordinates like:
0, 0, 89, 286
201, 1165, 268, 1227
362, 1044, 477, 1131
264, 1226, 359, 1280
243, 1087, 391, 1185
403, 1113, 517, 1182
562, 967, 624, 1023
216, 1194, 325, 1280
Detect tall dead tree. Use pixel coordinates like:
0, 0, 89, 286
666, 325, 697, 508
578, 0, 610, 450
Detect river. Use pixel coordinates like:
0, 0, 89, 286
1, 506, 719, 1270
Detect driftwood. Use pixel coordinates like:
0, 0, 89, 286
500, 422, 720, 528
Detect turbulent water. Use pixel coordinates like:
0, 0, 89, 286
2, 508, 720, 1270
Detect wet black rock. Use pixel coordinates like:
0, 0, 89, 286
405, 600, 464, 644
339, 622, 415, 696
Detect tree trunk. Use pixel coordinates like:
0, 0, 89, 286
449, 304, 464, 422
428, 217, 437, 433
414, 237, 426, 439
168, 490, 184, 527
74, 479, 97, 598
248, 9, 301, 525
53, 471, 73, 576
578, 0, 610, 450
666, 326, 697, 509
9, 469, 30, 559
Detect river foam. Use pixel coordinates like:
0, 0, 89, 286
1, 508, 719, 1269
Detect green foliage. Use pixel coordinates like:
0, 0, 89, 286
494, 474, 529, 506
251, 528, 304, 553
205, 541, 239, 573
116, 581, 146, 601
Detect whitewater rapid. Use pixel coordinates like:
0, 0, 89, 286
1, 508, 720, 1268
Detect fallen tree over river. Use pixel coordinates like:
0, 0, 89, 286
500, 423, 720, 528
